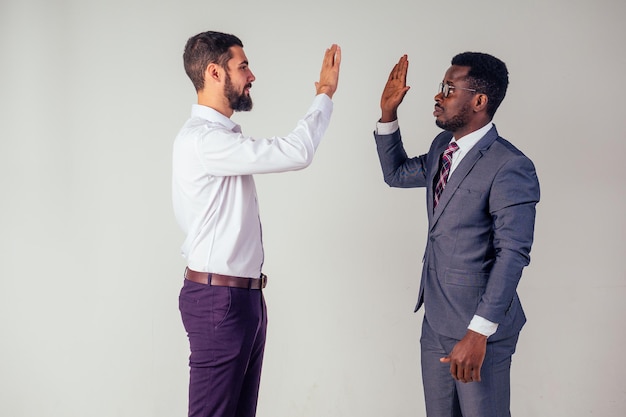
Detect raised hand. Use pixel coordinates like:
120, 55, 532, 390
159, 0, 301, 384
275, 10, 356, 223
380, 54, 410, 122
315, 44, 341, 99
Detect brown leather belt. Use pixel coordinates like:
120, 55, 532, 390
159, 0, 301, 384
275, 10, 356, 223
184, 268, 267, 289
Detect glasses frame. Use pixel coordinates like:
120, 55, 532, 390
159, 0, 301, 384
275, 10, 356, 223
438, 82, 477, 98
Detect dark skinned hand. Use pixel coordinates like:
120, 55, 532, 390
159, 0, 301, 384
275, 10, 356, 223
440, 330, 488, 383
380, 54, 411, 122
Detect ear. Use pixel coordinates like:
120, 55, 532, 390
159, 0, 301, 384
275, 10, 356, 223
474, 93, 489, 113
205, 62, 223, 84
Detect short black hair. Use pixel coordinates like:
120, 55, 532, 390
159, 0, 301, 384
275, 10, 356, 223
183, 31, 243, 92
451, 52, 508, 118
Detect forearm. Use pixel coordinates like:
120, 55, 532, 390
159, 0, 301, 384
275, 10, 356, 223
199, 94, 333, 176
374, 129, 427, 188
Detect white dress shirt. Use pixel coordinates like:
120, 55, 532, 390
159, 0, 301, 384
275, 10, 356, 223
375, 120, 499, 337
173, 94, 333, 278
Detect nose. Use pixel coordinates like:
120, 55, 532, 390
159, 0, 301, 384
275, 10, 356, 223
248, 70, 256, 83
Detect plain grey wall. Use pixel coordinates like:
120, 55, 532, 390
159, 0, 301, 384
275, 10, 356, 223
1, 0, 624, 416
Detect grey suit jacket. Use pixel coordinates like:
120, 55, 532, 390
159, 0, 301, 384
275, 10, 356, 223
374, 125, 540, 341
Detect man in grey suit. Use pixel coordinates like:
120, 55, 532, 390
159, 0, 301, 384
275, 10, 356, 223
373, 52, 540, 417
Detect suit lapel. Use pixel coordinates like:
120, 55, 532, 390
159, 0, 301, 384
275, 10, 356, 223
429, 126, 500, 229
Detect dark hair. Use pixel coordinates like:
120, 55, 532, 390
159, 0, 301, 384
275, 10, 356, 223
183, 31, 243, 92
451, 52, 508, 118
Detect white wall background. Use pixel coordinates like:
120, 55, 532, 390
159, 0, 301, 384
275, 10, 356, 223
1, 0, 624, 416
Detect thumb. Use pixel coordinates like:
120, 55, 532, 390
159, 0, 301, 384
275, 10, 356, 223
440, 356, 451, 363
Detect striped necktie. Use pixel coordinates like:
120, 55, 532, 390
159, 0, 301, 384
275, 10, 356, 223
434, 141, 459, 209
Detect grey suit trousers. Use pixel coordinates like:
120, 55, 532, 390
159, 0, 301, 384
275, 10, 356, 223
420, 316, 519, 417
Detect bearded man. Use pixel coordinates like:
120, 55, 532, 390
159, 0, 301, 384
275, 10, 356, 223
172, 31, 340, 417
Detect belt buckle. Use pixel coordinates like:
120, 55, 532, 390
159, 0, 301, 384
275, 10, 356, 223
260, 273, 267, 289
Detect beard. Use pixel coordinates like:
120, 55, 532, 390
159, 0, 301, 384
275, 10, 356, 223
435, 101, 471, 132
224, 72, 253, 112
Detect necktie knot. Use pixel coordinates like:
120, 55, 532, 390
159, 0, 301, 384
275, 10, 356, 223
443, 141, 459, 156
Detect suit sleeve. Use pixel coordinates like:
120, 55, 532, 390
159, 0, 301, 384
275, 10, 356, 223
373, 128, 429, 188
474, 154, 540, 324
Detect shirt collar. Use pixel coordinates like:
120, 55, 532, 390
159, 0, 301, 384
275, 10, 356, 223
451, 122, 493, 154
191, 104, 241, 132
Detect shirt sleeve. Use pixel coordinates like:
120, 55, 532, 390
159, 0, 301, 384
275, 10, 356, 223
195, 94, 333, 176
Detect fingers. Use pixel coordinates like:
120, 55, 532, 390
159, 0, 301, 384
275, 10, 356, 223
388, 55, 408, 82
449, 361, 481, 383
460, 366, 481, 383
471, 367, 481, 382
322, 44, 341, 72
383, 55, 410, 97
441, 357, 482, 383
326, 44, 341, 67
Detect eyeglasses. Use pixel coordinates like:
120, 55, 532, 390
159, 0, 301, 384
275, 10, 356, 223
438, 82, 477, 98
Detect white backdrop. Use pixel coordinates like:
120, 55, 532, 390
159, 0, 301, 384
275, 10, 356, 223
1, 0, 624, 416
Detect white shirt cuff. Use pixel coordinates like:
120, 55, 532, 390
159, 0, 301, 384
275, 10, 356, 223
468, 315, 499, 337
375, 120, 399, 135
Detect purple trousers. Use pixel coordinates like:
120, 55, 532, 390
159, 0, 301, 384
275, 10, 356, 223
179, 278, 267, 417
